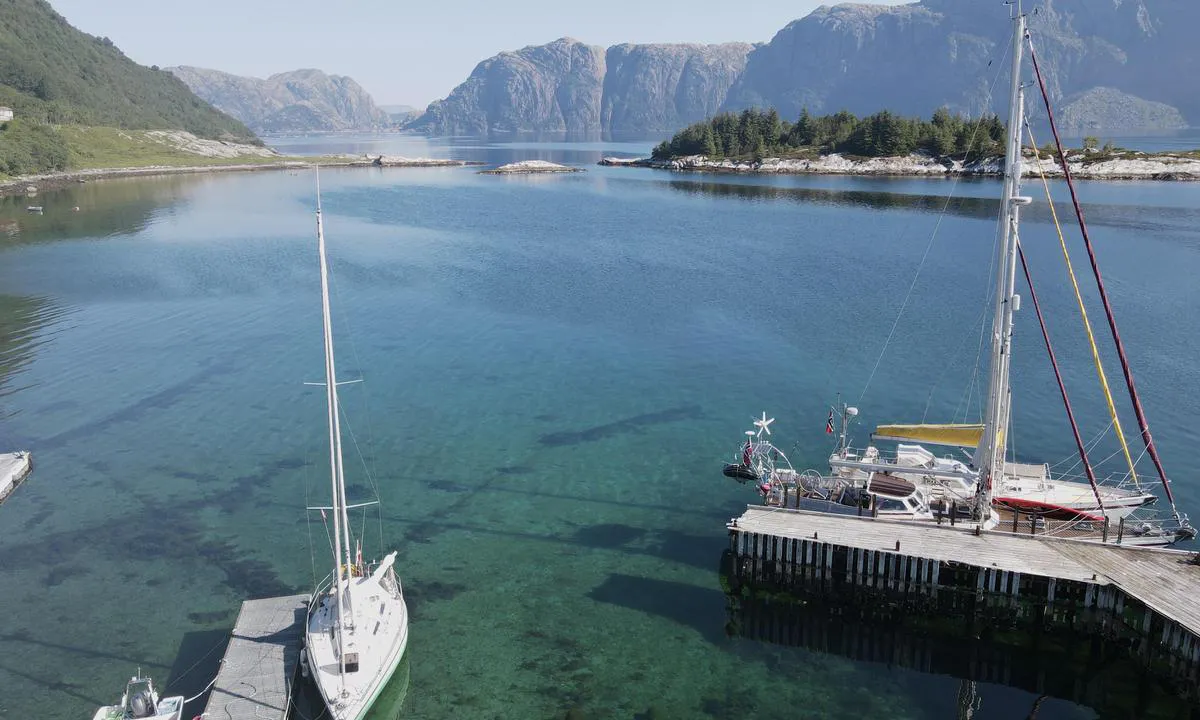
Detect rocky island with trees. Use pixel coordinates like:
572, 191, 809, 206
601, 107, 1200, 180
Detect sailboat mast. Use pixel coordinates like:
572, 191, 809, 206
977, 7, 1028, 518
316, 174, 352, 684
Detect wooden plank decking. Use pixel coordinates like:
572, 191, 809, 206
732, 505, 1200, 637
1052, 541, 1200, 640
202, 594, 309, 720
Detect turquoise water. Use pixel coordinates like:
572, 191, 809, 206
1, 139, 1198, 719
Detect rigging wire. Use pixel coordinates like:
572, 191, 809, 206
322, 204, 389, 558
1027, 35, 1183, 521
1048, 415, 1115, 474
1016, 239, 1107, 513
305, 447, 318, 588
857, 31, 1014, 406
1022, 119, 1143, 491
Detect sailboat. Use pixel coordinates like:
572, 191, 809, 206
722, 7, 1193, 546
303, 173, 409, 720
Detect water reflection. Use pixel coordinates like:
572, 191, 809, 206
0, 294, 69, 409
659, 176, 1200, 235
263, 132, 655, 168
726, 594, 1197, 719
0, 175, 194, 246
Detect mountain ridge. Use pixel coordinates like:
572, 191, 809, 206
407, 0, 1197, 138
167, 66, 393, 134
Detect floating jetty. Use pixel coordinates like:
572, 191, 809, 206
0, 451, 32, 503
202, 594, 308, 720
724, 506, 1200, 692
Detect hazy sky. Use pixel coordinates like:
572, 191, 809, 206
48, 0, 908, 107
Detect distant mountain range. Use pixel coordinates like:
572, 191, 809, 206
405, 0, 1199, 138
168, 67, 393, 134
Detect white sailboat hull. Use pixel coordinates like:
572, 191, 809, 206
830, 448, 1155, 519
306, 556, 409, 720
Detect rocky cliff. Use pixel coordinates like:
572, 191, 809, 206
407, 38, 607, 136
724, 0, 1196, 131
407, 38, 752, 137
601, 43, 754, 135
168, 67, 392, 134
412, 0, 1198, 138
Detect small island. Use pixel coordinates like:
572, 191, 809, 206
603, 108, 1200, 180
479, 160, 584, 175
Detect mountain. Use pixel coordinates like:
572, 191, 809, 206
0, 0, 255, 142
406, 38, 752, 137
601, 42, 754, 135
724, 0, 1196, 134
410, 0, 1198, 138
167, 67, 392, 134
409, 38, 606, 136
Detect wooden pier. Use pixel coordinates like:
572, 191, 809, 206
725, 506, 1200, 692
0, 451, 31, 504
202, 594, 309, 720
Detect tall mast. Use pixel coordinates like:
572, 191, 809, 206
975, 7, 1028, 519
316, 171, 354, 685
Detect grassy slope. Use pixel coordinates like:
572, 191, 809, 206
0, 0, 267, 178
59, 127, 281, 170
0, 0, 256, 142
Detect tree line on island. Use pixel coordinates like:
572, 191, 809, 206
651, 107, 1007, 161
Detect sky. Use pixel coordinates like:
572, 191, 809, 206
48, 0, 909, 108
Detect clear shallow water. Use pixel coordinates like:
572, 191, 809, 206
0, 139, 1198, 719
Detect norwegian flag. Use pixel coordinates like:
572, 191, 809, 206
742, 438, 754, 466
825, 408, 835, 434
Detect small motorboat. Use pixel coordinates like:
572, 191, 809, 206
92, 673, 183, 720
26, 206, 43, 213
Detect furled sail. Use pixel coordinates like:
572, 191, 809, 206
871, 423, 984, 448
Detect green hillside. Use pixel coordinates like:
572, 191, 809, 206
0, 0, 256, 139
0, 0, 261, 176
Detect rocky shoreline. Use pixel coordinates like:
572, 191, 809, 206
600, 151, 1200, 181
479, 160, 585, 175
0, 155, 479, 198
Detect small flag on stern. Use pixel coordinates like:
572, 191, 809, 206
742, 438, 753, 466
825, 408, 835, 434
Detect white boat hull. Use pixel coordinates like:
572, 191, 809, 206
306, 556, 408, 720
830, 447, 1156, 519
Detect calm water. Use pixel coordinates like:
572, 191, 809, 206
1, 137, 1199, 720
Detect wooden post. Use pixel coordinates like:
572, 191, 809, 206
1117, 516, 1125, 544
1103, 517, 1110, 543
1012, 510, 1020, 533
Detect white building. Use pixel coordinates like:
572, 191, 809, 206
0, 107, 13, 122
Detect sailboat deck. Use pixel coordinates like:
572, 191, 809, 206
732, 505, 1200, 637
202, 594, 309, 720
